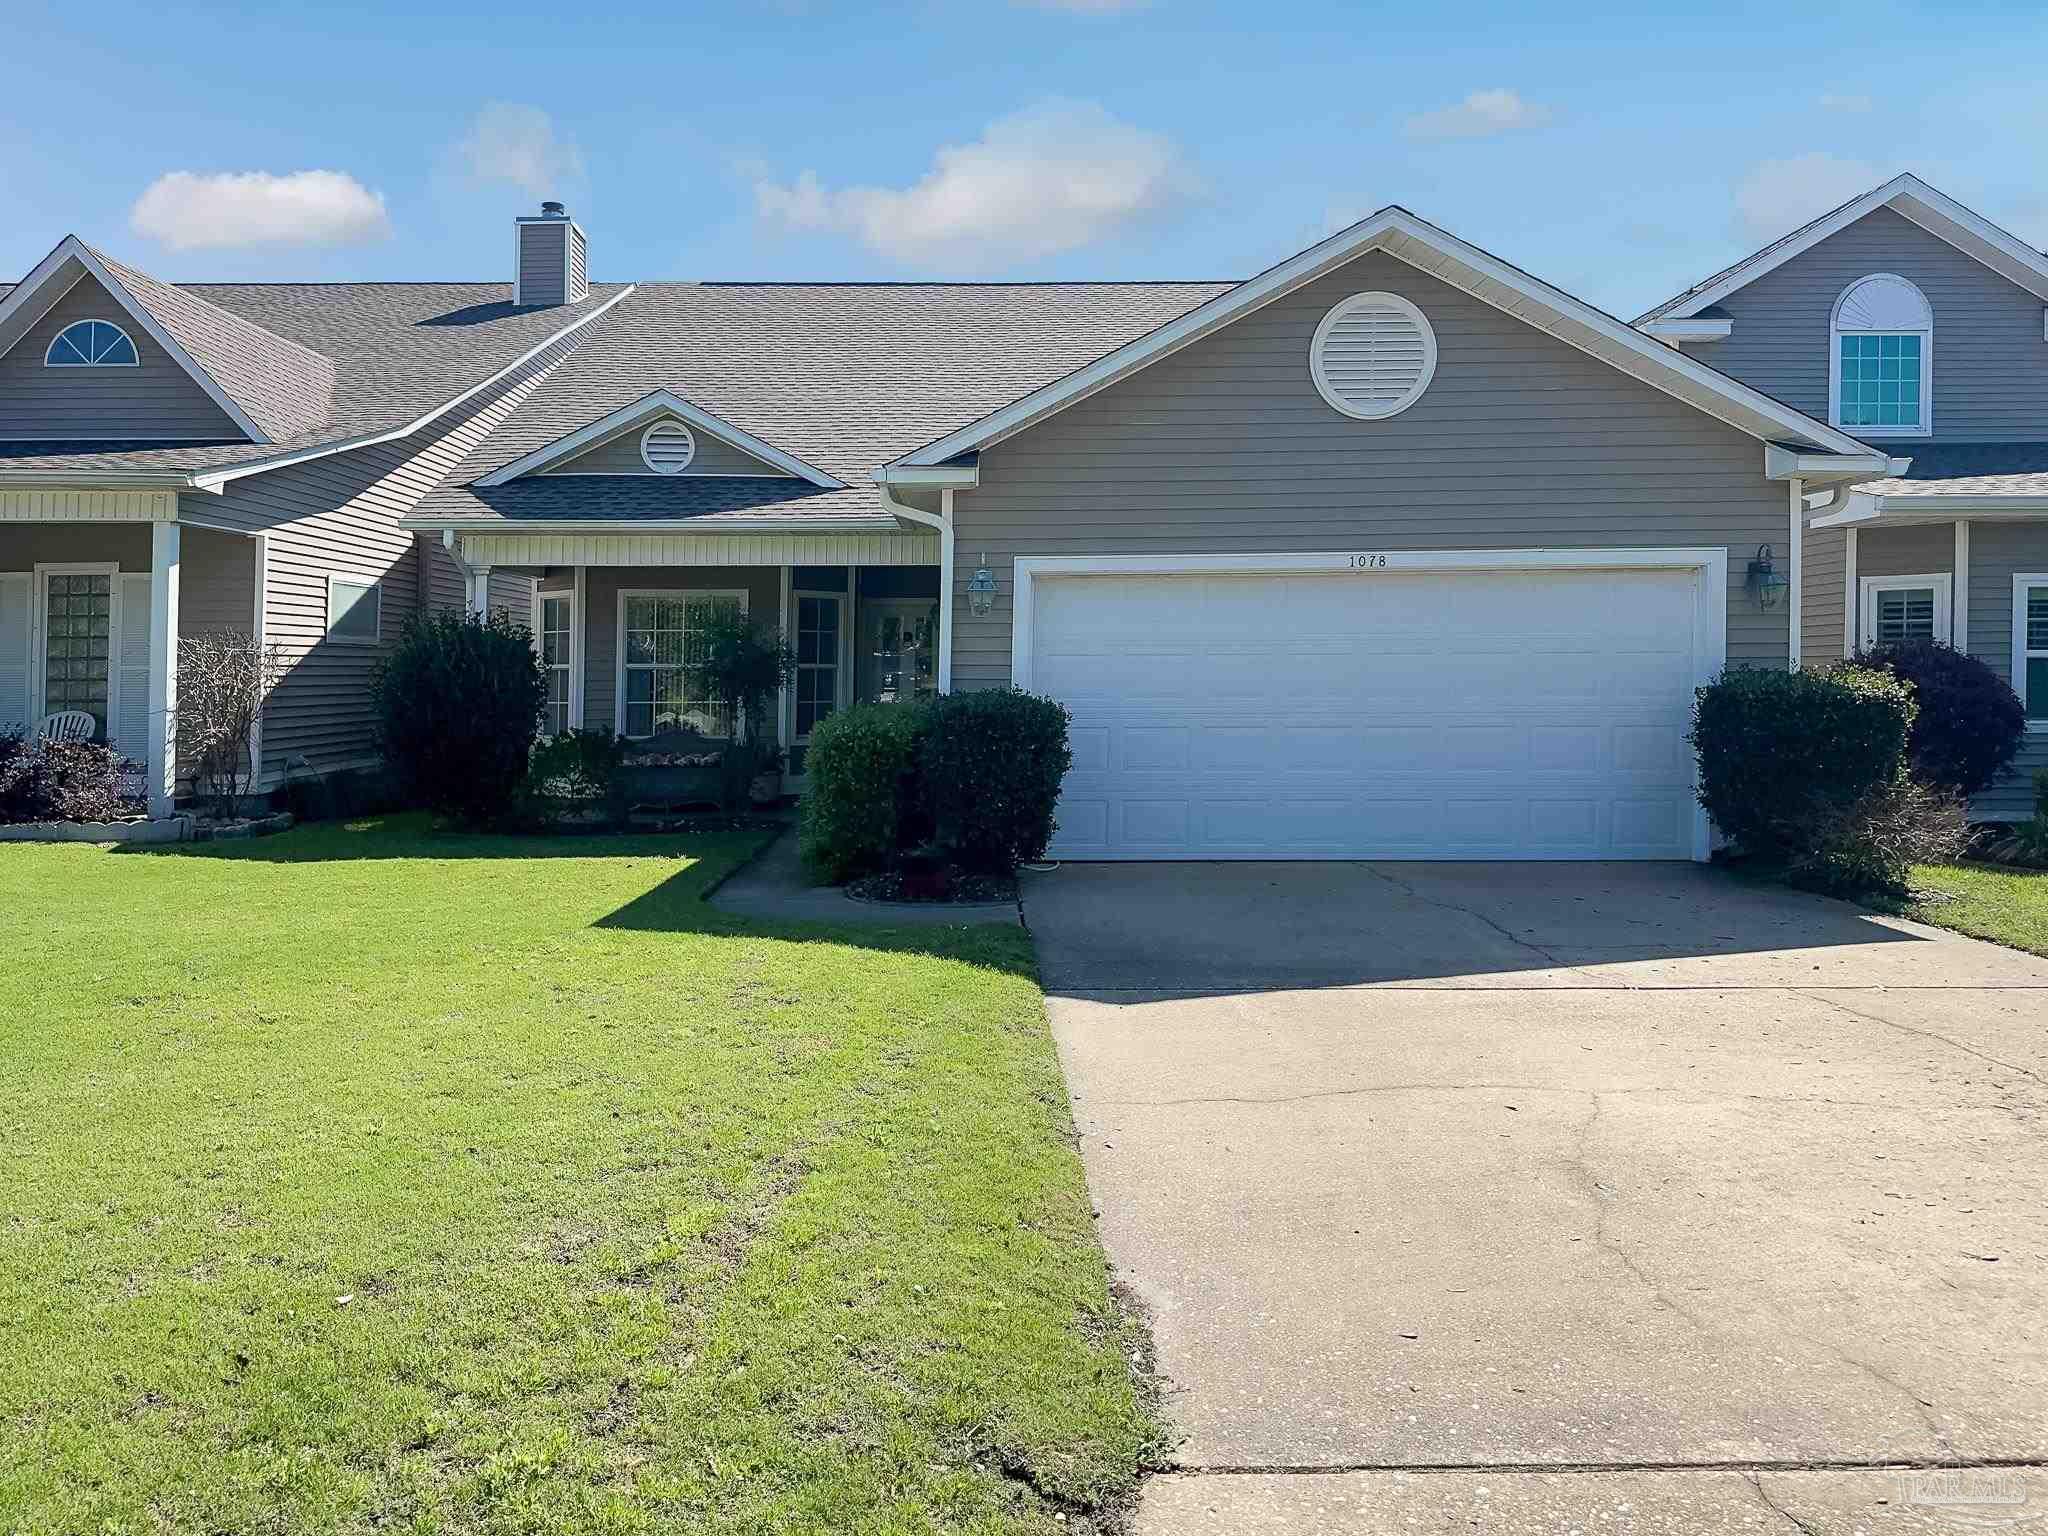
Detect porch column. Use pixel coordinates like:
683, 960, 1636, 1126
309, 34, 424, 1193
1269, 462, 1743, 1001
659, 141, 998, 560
1954, 520, 1971, 654
468, 566, 493, 616
570, 565, 587, 728
777, 565, 793, 750
147, 522, 180, 818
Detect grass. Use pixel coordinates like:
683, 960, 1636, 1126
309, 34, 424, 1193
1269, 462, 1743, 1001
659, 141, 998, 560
0, 816, 1166, 1535
1907, 860, 2048, 958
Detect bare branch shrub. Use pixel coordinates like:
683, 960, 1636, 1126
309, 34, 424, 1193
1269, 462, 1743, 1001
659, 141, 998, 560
176, 631, 284, 816
1795, 776, 1969, 897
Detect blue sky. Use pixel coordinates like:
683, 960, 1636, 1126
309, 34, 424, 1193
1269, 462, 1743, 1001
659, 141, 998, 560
5, 0, 2046, 318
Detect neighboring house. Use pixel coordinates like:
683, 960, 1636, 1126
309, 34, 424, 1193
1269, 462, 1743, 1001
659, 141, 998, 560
1638, 173, 2048, 821
11, 192, 1965, 859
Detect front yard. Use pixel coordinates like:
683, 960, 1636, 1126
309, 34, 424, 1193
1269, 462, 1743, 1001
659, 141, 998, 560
0, 818, 1163, 1534
1909, 860, 2048, 958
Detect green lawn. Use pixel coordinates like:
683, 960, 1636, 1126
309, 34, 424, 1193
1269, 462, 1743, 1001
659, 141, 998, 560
0, 817, 1164, 1535
1909, 861, 2048, 958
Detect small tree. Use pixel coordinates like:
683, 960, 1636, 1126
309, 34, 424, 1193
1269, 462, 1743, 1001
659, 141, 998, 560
683, 609, 796, 808
373, 610, 547, 827
1843, 639, 2026, 800
176, 630, 284, 816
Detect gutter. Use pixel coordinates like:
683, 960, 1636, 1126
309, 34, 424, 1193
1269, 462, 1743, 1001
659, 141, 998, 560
0, 468, 216, 491
398, 515, 905, 535
1763, 444, 1899, 483
874, 479, 956, 692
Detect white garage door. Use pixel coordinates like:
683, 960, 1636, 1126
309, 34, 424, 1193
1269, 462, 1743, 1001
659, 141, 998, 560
1023, 558, 1716, 861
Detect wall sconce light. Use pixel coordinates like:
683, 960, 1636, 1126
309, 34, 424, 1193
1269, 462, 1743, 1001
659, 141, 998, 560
967, 556, 997, 618
1746, 544, 1789, 611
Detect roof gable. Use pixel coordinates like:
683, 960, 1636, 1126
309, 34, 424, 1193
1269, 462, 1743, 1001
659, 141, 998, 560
888, 207, 1874, 470
478, 390, 845, 489
1638, 173, 2048, 324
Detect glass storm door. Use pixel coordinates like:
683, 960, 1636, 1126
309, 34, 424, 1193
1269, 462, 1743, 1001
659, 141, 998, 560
39, 571, 113, 736
859, 599, 939, 705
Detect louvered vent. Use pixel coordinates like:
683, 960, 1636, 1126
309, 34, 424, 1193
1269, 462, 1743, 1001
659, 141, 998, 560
639, 421, 697, 475
1310, 292, 1438, 420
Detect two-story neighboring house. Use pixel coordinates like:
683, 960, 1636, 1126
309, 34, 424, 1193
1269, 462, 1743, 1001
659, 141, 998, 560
1639, 173, 2048, 820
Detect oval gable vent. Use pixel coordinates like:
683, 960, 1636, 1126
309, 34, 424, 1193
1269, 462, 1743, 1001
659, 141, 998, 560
640, 420, 697, 474
1310, 292, 1437, 420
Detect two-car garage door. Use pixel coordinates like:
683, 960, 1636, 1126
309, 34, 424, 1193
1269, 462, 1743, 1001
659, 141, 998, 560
1020, 556, 1718, 861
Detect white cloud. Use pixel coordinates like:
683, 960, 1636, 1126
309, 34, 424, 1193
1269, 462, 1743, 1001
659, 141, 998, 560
753, 100, 1198, 269
454, 103, 584, 198
1734, 152, 1881, 239
129, 170, 390, 250
1818, 92, 1873, 113
1402, 89, 1552, 142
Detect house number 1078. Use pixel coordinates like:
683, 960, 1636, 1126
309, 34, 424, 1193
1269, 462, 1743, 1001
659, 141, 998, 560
1350, 554, 1389, 568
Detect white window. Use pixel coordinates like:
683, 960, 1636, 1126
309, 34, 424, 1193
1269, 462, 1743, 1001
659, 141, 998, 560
1859, 574, 1950, 650
45, 319, 138, 367
537, 594, 573, 736
2016, 574, 2048, 727
793, 592, 843, 737
326, 576, 381, 645
617, 590, 744, 738
1830, 274, 1931, 436
1310, 292, 1437, 420
639, 420, 697, 474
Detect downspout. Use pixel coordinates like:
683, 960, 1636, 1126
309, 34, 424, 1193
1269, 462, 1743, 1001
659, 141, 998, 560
876, 482, 955, 693
1787, 477, 1803, 669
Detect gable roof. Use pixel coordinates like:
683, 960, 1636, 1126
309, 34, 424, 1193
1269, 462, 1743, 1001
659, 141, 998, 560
887, 205, 1876, 470
478, 389, 845, 488
1637, 173, 2048, 324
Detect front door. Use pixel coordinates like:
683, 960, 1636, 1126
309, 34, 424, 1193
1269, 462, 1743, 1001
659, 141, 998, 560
790, 591, 846, 777
35, 567, 116, 740
858, 598, 939, 705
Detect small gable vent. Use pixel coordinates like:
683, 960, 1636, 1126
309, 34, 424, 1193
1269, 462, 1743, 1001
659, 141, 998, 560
1309, 292, 1437, 420
640, 420, 697, 474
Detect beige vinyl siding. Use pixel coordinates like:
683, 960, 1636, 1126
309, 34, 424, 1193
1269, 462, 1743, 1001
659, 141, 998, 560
540, 426, 795, 477
179, 526, 257, 637
518, 224, 568, 308
175, 326, 582, 778
1802, 525, 1847, 667
0, 524, 150, 570
0, 274, 242, 441
1698, 206, 2048, 440
579, 566, 780, 735
1855, 523, 1953, 580
951, 248, 1792, 687
488, 568, 536, 617
1968, 521, 2048, 821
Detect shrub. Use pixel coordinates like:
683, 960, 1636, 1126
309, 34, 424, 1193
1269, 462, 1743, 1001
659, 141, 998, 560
1844, 639, 2025, 799
177, 630, 285, 816
0, 731, 141, 824
920, 688, 1072, 875
684, 609, 796, 809
1796, 775, 1968, 896
1689, 665, 1915, 862
525, 728, 630, 825
2008, 769, 2048, 866
373, 610, 547, 827
800, 702, 931, 881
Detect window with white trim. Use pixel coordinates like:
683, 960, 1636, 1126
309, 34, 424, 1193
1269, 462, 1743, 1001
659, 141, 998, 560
538, 594, 572, 736
2017, 575, 2048, 724
45, 319, 138, 367
1859, 573, 1950, 649
327, 577, 381, 645
619, 590, 743, 738
1830, 274, 1931, 435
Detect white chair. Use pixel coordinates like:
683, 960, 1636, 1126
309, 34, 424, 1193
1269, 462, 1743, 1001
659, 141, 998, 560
35, 710, 98, 744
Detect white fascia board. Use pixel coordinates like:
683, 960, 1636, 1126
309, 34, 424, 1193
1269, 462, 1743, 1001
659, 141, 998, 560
894, 206, 1870, 467
397, 515, 893, 535
1822, 495, 2048, 525
187, 285, 638, 492
476, 388, 845, 489
1763, 444, 1896, 482
873, 463, 979, 488
0, 236, 271, 444
0, 468, 214, 492
1642, 317, 1733, 341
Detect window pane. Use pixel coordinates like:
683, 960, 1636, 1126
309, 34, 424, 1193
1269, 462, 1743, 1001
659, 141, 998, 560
1874, 587, 1936, 644
2028, 657, 2048, 720
2028, 588, 2048, 651
329, 579, 379, 642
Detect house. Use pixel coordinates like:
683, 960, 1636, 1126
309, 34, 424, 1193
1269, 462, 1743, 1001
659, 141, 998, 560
1638, 173, 2048, 822
7, 185, 2026, 858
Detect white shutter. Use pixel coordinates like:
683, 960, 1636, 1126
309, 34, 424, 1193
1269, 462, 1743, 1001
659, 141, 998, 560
0, 574, 30, 733
111, 573, 153, 762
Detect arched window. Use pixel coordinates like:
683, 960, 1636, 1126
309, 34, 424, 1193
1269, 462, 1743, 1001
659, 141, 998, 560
1830, 274, 1931, 436
44, 319, 139, 368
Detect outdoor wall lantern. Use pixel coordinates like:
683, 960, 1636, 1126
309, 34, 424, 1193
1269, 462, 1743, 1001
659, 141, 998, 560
1747, 544, 1789, 611
967, 556, 997, 618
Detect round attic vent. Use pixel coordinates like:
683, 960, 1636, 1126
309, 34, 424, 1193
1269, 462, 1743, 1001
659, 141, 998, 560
1309, 292, 1437, 420
640, 420, 697, 475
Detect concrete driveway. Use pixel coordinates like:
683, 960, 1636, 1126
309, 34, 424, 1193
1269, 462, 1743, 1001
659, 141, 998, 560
1023, 862, 2048, 1533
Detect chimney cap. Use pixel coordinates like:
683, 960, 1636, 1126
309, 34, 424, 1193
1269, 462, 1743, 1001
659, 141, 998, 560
539, 200, 567, 219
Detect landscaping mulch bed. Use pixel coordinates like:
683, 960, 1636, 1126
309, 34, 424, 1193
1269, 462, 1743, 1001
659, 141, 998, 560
845, 869, 1019, 906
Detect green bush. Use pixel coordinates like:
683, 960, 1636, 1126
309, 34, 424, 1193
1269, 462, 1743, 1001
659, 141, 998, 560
1845, 639, 2025, 798
373, 610, 547, 827
921, 689, 1073, 875
1689, 665, 1916, 862
799, 702, 932, 881
526, 728, 629, 825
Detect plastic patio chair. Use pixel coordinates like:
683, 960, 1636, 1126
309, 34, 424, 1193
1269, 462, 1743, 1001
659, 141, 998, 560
34, 710, 97, 744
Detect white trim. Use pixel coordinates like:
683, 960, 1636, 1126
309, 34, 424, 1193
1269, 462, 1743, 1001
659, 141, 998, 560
1828, 274, 1932, 439
1640, 173, 2048, 322
43, 317, 139, 368
1954, 520, 1971, 656
1642, 316, 1733, 342
2017, 573, 2048, 729
477, 389, 844, 489
250, 533, 268, 785
533, 586, 576, 736
613, 586, 749, 740
1307, 291, 1438, 420
1843, 526, 1859, 657
571, 564, 587, 729
186, 285, 636, 491
1787, 478, 1803, 670
789, 587, 848, 747
1818, 494, 2048, 525
325, 573, 382, 647
873, 463, 980, 489
402, 516, 894, 537
147, 525, 178, 816
777, 564, 794, 753
1859, 572, 1952, 649
638, 420, 697, 475
1009, 547, 1727, 864
892, 207, 1873, 468
0, 238, 271, 443
27, 561, 121, 728
445, 529, 937, 570
1763, 444, 1895, 483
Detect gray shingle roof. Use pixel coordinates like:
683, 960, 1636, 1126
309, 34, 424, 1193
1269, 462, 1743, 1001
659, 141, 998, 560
1859, 441, 2048, 498
422, 475, 865, 524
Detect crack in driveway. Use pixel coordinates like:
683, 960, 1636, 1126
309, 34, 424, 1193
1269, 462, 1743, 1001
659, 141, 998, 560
1794, 987, 2045, 1088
